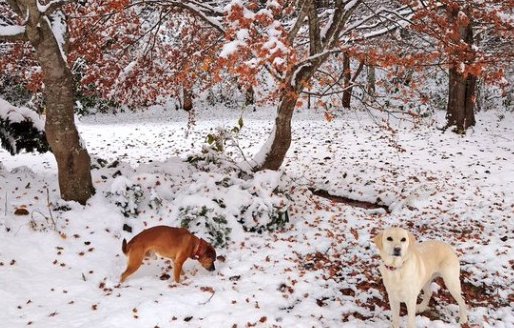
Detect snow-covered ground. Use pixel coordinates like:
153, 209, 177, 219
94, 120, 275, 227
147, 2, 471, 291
0, 105, 512, 327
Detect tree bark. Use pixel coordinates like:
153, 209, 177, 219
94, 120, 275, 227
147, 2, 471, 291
445, 6, 476, 133
342, 52, 352, 109
20, 1, 95, 204
258, 58, 326, 170
446, 69, 477, 133
245, 86, 255, 107
367, 64, 376, 98
258, 86, 297, 171
183, 86, 193, 111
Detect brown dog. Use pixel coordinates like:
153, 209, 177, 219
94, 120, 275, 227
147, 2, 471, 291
120, 225, 216, 283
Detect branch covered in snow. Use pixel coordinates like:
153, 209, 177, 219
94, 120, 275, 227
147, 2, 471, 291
133, 0, 225, 33
0, 24, 26, 41
341, 3, 416, 43
286, 0, 310, 44
36, 0, 69, 15
44, 11, 68, 63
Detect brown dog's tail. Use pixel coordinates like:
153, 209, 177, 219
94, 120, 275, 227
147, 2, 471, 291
122, 238, 128, 255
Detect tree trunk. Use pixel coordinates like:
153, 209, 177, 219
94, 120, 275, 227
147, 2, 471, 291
24, 3, 94, 204
446, 69, 477, 133
183, 86, 193, 111
245, 86, 255, 107
257, 56, 327, 170
258, 87, 297, 171
255, 0, 355, 171
367, 64, 376, 98
342, 52, 352, 109
445, 6, 476, 133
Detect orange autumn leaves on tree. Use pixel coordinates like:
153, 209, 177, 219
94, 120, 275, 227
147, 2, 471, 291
66, 1, 223, 107
108, 0, 130, 11
219, 1, 295, 94
0, 3, 42, 95
3, 0, 511, 112
408, 0, 513, 83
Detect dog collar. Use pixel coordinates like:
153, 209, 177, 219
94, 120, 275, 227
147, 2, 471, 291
191, 239, 203, 259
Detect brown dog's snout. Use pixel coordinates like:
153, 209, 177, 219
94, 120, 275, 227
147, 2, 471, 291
393, 247, 402, 256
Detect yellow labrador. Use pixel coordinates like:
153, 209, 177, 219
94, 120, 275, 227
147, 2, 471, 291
373, 227, 467, 328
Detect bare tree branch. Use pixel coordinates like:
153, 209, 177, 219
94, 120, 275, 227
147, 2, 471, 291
131, 0, 225, 34
286, 0, 310, 44
40, 0, 70, 15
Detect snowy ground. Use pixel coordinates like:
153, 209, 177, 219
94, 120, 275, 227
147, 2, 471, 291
0, 105, 513, 328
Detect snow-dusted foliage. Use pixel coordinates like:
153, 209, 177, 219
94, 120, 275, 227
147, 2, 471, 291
106, 176, 145, 217
104, 153, 290, 247
0, 98, 49, 155
175, 168, 290, 247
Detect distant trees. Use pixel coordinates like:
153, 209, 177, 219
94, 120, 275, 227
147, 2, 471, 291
407, 0, 514, 133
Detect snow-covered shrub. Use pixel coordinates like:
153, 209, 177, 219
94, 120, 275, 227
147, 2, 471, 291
239, 197, 290, 234
379, 74, 439, 116
75, 93, 121, 115
181, 124, 291, 246
104, 156, 291, 248
174, 170, 291, 247
148, 189, 163, 211
204, 80, 244, 109
187, 117, 247, 167
478, 84, 513, 113
106, 173, 164, 218
0, 98, 49, 155
106, 176, 144, 217
179, 205, 232, 247
0, 76, 34, 107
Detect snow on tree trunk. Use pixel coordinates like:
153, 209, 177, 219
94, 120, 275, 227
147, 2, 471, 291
255, 52, 328, 171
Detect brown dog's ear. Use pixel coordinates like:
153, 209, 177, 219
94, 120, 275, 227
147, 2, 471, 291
373, 232, 383, 251
198, 239, 207, 254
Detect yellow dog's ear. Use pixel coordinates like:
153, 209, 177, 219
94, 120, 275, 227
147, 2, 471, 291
373, 232, 383, 251
408, 232, 416, 246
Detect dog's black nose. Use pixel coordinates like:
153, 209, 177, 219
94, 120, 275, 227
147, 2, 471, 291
393, 247, 401, 256
209, 264, 215, 271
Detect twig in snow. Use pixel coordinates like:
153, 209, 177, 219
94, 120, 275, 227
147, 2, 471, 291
45, 186, 57, 229
199, 291, 215, 305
